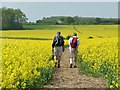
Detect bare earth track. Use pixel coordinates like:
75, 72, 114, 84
43, 48, 107, 88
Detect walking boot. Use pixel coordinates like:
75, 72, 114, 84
55, 62, 57, 68
74, 65, 77, 68
70, 64, 72, 68
58, 60, 60, 68
58, 64, 60, 68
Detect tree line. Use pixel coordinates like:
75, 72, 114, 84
36, 16, 118, 25
1, 7, 119, 30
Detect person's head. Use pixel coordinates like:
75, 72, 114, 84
56, 31, 61, 36
73, 33, 77, 36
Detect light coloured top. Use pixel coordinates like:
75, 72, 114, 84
69, 36, 80, 49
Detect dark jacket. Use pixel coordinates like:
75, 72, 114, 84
52, 35, 64, 48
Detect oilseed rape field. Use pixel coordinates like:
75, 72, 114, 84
1, 40, 55, 88
0, 25, 119, 89
77, 38, 119, 89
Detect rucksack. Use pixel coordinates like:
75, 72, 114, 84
55, 36, 63, 46
71, 37, 77, 48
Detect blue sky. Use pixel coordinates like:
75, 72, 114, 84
2, 2, 118, 22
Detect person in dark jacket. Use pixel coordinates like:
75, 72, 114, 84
52, 32, 64, 68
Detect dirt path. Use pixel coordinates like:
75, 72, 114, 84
43, 48, 107, 88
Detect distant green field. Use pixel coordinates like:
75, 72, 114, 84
0, 25, 118, 40
23, 24, 70, 30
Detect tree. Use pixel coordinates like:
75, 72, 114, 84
64, 17, 75, 24
35, 16, 117, 25
95, 17, 102, 24
2, 7, 28, 30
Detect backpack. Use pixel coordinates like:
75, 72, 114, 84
71, 37, 77, 48
55, 36, 63, 46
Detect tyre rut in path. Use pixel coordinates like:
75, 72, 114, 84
43, 47, 107, 88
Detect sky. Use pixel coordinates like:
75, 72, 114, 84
1, 0, 119, 2
2, 2, 118, 22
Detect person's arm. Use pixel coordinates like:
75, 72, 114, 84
69, 37, 72, 46
52, 36, 56, 52
77, 38, 80, 46
52, 43, 54, 52
62, 36, 64, 52
62, 46, 64, 52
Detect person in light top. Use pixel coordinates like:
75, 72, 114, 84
69, 33, 80, 68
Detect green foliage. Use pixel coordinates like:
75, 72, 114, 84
2, 7, 27, 30
36, 16, 118, 25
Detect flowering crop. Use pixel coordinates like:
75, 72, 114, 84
77, 38, 119, 89
1, 39, 55, 88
